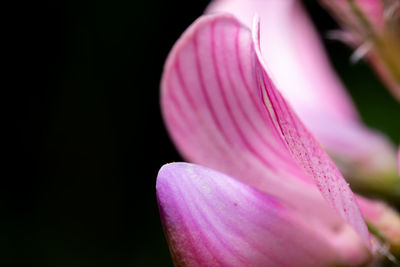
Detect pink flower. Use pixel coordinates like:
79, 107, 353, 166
207, 0, 399, 202
158, 13, 378, 266
157, 1, 400, 266
157, 162, 370, 266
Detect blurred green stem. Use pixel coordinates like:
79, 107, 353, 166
351, 171, 400, 207
347, 0, 400, 97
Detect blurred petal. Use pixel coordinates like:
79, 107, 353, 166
310, 117, 399, 204
161, 13, 369, 248
207, 0, 398, 193
161, 13, 340, 228
207, 0, 358, 122
157, 163, 370, 266
306, 116, 397, 178
357, 196, 400, 253
252, 16, 370, 248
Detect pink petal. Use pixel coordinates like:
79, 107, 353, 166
161, 13, 340, 230
161, 12, 370, 248
357, 196, 400, 248
206, 0, 397, 183
252, 15, 370, 248
308, 117, 398, 180
157, 163, 370, 267
207, 0, 358, 122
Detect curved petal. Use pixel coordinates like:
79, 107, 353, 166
157, 163, 370, 267
252, 16, 370, 248
206, 0, 358, 122
206, 0, 398, 190
161, 13, 340, 229
161, 13, 370, 248
305, 116, 397, 179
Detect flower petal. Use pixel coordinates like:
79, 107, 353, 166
161, 13, 340, 228
157, 163, 370, 267
304, 116, 397, 179
161, 13, 371, 246
252, 15, 370, 248
206, 0, 358, 122
207, 0, 398, 189
357, 196, 400, 251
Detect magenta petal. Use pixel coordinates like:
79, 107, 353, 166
161, 13, 369, 248
207, 0, 358, 123
207, 0, 397, 182
357, 196, 400, 247
252, 16, 370, 248
161, 14, 340, 228
304, 116, 398, 179
157, 163, 358, 267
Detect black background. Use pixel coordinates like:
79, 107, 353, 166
6, 0, 399, 266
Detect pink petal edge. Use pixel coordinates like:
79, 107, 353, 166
206, 0, 358, 123
161, 12, 370, 249
252, 15, 371, 249
206, 0, 397, 180
357, 196, 400, 247
161, 12, 340, 229
157, 163, 367, 267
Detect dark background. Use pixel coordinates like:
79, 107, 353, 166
6, 0, 399, 266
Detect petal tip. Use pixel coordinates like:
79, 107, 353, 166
156, 162, 186, 191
